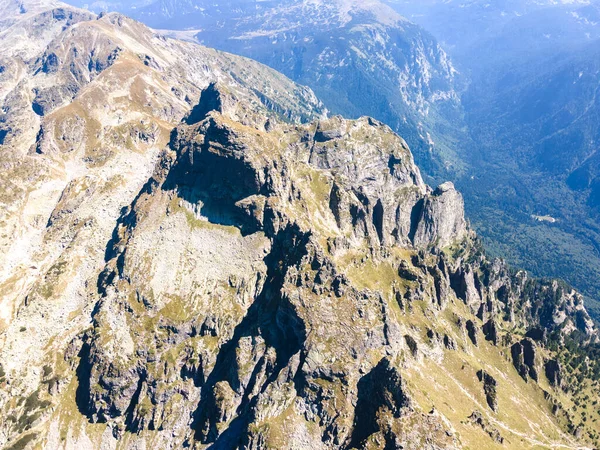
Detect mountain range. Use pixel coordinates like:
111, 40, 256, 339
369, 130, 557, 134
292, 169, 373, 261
3, 0, 600, 449
388, 0, 600, 315
67, 0, 471, 176
62, 0, 600, 317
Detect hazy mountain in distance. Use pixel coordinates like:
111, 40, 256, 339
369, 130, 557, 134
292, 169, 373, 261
63, 0, 472, 177
195, 0, 473, 175
387, 0, 599, 63
387, 0, 600, 315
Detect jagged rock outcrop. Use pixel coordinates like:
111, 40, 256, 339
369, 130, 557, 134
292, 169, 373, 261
511, 338, 540, 382
413, 182, 467, 249
482, 319, 499, 345
469, 410, 504, 444
545, 359, 564, 389
477, 370, 498, 412
450, 263, 481, 309
465, 319, 479, 346
349, 357, 412, 448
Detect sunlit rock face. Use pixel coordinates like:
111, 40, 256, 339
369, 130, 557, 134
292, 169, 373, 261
1, 2, 600, 450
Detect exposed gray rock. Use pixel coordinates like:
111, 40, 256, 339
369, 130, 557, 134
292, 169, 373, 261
469, 410, 504, 443
450, 264, 481, 308
398, 260, 419, 282
443, 334, 457, 350
482, 319, 499, 346
429, 262, 451, 308
545, 359, 564, 389
466, 320, 478, 346
511, 338, 539, 382
477, 370, 498, 412
349, 357, 412, 448
405, 335, 419, 357
413, 182, 467, 248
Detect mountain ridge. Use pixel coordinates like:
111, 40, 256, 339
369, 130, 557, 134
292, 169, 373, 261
2, 1, 600, 449
65, 0, 470, 177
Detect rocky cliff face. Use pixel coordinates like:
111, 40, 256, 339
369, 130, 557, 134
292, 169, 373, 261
2, 2, 600, 450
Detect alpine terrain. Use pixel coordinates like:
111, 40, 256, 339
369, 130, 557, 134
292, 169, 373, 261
66, 0, 600, 322
66, 0, 469, 176
389, 0, 600, 316
2, 1, 600, 450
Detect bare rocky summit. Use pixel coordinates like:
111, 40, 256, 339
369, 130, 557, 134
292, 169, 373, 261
2, 1, 600, 450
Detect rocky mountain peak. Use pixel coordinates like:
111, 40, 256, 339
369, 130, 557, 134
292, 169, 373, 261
2, 3, 600, 450
167, 84, 456, 251
111, 0, 464, 175
59, 85, 597, 449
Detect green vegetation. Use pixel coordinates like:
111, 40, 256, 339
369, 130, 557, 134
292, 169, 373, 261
464, 188, 600, 318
